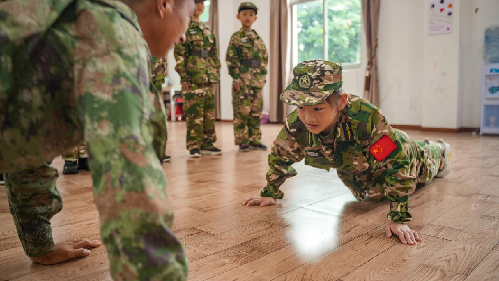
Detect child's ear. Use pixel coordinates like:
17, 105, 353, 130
338, 94, 348, 110
237, 13, 240, 20
254, 15, 258, 22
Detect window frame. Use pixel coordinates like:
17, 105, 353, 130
290, 0, 362, 70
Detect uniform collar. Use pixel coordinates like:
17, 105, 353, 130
239, 28, 258, 37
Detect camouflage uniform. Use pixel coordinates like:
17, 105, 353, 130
226, 2, 268, 146
0, 0, 187, 280
174, 19, 220, 151
151, 56, 169, 149
262, 60, 449, 224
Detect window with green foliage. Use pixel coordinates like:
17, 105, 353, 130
199, 0, 211, 23
292, 0, 361, 66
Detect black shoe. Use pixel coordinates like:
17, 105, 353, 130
200, 146, 222, 155
189, 149, 201, 158
0, 173, 4, 185
78, 158, 90, 171
63, 161, 79, 174
161, 155, 171, 163
239, 144, 250, 152
249, 143, 268, 150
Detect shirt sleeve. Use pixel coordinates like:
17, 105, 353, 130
261, 125, 305, 199
211, 33, 221, 73
366, 108, 416, 224
225, 35, 241, 80
174, 39, 190, 83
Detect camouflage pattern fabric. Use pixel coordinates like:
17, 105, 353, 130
151, 56, 168, 144
174, 20, 221, 84
280, 60, 343, 106
262, 95, 446, 224
151, 56, 168, 91
232, 84, 263, 145
62, 141, 88, 161
4, 163, 62, 257
184, 84, 216, 150
175, 19, 220, 150
238, 2, 258, 14
0, 0, 188, 279
226, 28, 268, 145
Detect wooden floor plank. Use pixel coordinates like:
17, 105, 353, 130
0, 123, 497, 280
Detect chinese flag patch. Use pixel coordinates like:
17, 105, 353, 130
369, 135, 398, 162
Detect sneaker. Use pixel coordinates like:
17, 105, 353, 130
0, 173, 4, 185
189, 149, 201, 158
63, 160, 79, 175
239, 144, 250, 152
249, 143, 268, 150
78, 158, 90, 171
161, 155, 171, 163
435, 140, 451, 178
201, 147, 222, 155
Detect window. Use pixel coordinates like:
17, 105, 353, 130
199, 0, 211, 23
292, 0, 361, 67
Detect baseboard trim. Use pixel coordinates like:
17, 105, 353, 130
391, 124, 479, 133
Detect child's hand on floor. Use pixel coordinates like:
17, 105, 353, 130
386, 223, 422, 245
242, 196, 276, 207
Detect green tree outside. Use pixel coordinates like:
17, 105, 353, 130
296, 0, 361, 64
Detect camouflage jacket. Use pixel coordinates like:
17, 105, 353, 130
174, 20, 221, 85
151, 56, 168, 87
226, 28, 268, 88
262, 95, 416, 223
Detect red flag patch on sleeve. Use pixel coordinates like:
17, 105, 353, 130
369, 135, 398, 162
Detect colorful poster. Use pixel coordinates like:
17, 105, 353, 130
428, 0, 454, 35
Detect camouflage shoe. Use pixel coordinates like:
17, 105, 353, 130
435, 140, 451, 178
238, 2, 258, 14
280, 60, 343, 106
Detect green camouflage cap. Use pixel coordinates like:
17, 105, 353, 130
238, 2, 258, 14
280, 60, 343, 106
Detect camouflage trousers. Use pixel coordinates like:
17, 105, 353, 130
3, 163, 62, 257
232, 83, 263, 145
183, 84, 217, 150
62, 141, 87, 161
396, 129, 445, 185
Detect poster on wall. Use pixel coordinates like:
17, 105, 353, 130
428, 0, 454, 35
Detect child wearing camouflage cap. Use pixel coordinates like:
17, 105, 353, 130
226, 2, 269, 152
175, 0, 222, 158
243, 60, 452, 246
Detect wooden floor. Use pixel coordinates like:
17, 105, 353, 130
1, 121, 499, 281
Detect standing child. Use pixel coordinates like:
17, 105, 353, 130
175, 0, 222, 158
226, 2, 269, 152
243, 60, 452, 246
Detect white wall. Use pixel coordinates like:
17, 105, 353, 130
378, 0, 499, 129
460, 0, 499, 128
377, 0, 423, 126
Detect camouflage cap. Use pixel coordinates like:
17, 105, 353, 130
280, 60, 343, 106
238, 2, 258, 14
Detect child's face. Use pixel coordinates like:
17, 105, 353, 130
297, 94, 348, 135
237, 9, 257, 29
194, 1, 205, 17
